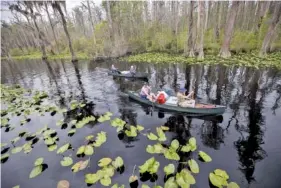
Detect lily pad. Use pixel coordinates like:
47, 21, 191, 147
188, 137, 197, 151
209, 172, 228, 187
181, 145, 191, 152
112, 156, 124, 169
160, 126, 169, 131
85, 135, 94, 141
227, 182, 240, 188
136, 125, 144, 131
72, 159, 90, 172
98, 158, 112, 167
156, 127, 166, 141
48, 144, 57, 152
214, 169, 229, 180
57, 180, 69, 188
164, 177, 178, 188
84, 145, 94, 155
77, 145, 86, 155
129, 175, 138, 183
29, 165, 43, 178
164, 148, 180, 161
198, 151, 212, 162
57, 143, 70, 154
60, 157, 73, 166
11, 147, 22, 154
170, 139, 179, 150
100, 176, 111, 186
188, 159, 199, 174
164, 163, 175, 176
85, 173, 100, 184
147, 133, 158, 140
34, 157, 44, 166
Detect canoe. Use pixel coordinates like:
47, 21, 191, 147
127, 91, 226, 115
108, 71, 149, 79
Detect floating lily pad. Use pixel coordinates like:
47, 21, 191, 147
198, 151, 212, 162
34, 157, 44, 166
112, 156, 124, 169
147, 133, 158, 140
29, 165, 43, 178
98, 158, 112, 167
57, 143, 70, 154
60, 157, 73, 167
188, 159, 199, 174
11, 147, 22, 154
164, 164, 175, 176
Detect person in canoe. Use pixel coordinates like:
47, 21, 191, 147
155, 91, 169, 104
130, 65, 136, 76
111, 64, 121, 74
140, 83, 156, 101
177, 88, 195, 108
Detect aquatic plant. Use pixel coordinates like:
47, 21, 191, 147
84, 156, 124, 186
121, 52, 281, 69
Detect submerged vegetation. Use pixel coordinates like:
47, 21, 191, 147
1, 84, 241, 187
122, 52, 281, 69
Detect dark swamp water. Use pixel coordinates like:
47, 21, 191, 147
1, 59, 281, 188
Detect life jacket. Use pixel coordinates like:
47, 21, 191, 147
157, 93, 166, 104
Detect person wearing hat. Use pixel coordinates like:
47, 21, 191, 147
177, 88, 195, 108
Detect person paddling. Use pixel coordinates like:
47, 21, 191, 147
177, 88, 195, 108
130, 65, 136, 76
111, 64, 121, 74
140, 83, 156, 101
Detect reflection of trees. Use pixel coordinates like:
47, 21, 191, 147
234, 70, 267, 183
43, 59, 65, 105
72, 61, 86, 101
200, 120, 224, 150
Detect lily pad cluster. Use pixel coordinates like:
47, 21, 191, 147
209, 169, 239, 188
98, 112, 113, 122
147, 127, 167, 141
111, 117, 144, 138
85, 156, 124, 186
121, 52, 281, 69
29, 157, 45, 178
139, 157, 160, 175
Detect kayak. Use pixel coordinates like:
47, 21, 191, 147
127, 91, 226, 115
108, 71, 149, 79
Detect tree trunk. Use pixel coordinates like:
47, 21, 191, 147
86, 0, 96, 46
198, 1, 205, 60
54, 2, 77, 61
214, 1, 221, 42
106, 0, 114, 42
218, 1, 240, 58
45, 3, 59, 52
32, 15, 47, 59
185, 1, 195, 57
259, 2, 281, 56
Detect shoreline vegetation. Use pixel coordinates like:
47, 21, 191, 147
2, 51, 281, 69
1, 1, 281, 63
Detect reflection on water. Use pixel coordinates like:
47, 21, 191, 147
1, 59, 281, 187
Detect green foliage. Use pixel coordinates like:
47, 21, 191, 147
231, 31, 258, 53
139, 157, 160, 174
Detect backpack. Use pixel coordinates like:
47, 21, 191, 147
157, 93, 166, 104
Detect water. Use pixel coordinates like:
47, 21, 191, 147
1, 59, 281, 188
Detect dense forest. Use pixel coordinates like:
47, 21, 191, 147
1, 1, 281, 61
